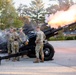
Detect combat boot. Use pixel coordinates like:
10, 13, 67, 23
6, 58, 10, 61
12, 58, 16, 62
33, 58, 40, 63
16, 57, 20, 61
40, 57, 44, 62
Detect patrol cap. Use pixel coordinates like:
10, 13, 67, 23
10, 26, 14, 28
36, 26, 41, 29
19, 28, 23, 30
13, 28, 17, 31
19, 28, 23, 31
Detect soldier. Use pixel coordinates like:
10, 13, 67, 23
19, 28, 28, 43
11, 28, 22, 61
7, 27, 14, 58
18, 28, 29, 57
34, 26, 46, 63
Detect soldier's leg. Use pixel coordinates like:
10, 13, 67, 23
7, 42, 11, 54
16, 44, 20, 61
33, 45, 40, 63
11, 44, 16, 61
40, 44, 44, 62
35, 45, 40, 59
14, 46, 17, 61
6, 42, 11, 60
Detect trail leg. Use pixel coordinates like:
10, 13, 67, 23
0, 56, 1, 65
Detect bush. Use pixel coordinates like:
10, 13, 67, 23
65, 36, 76, 40
74, 36, 76, 39
48, 37, 56, 41
48, 36, 65, 41
48, 36, 76, 41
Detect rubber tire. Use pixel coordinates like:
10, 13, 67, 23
27, 43, 55, 60
43, 43, 55, 61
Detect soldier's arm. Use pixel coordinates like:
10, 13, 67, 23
35, 33, 40, 43
23, 33, 28, 41
19, 36, 22, 42
16, 33, 22, 42
43, 32, 46, 40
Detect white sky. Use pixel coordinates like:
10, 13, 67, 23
13, 0, 59, 8
13, 0, 76, 8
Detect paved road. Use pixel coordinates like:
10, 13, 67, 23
0, 40, 76, 75
50, 40, 76, 67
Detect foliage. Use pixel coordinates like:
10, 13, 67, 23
46, 4, 59, 14
12, 18, 24, 28
49, 35, 76, 41
17, 0, 45, 25
65, 36, 76, 40
47, 0, 75, 14
0, 0, 23, 29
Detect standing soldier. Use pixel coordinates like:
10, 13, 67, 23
34, 26, 46, 63
11, 28, 22, 61
18, 28, 29, 57
7, 27, 14, 59
19, 28, 28, 43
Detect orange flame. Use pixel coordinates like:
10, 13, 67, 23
48, 4, 76, 28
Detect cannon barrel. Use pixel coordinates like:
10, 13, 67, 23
42, 22, 76, 39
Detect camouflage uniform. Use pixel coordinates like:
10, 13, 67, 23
34, 30, 46, 63
7, 33, 13, 54
6, 29, 14, 55
5, 28, 14, 60
11, 30, 22, 61
18, 28, 28, 58
19, 31, 27, 42
19, 28, 28, 46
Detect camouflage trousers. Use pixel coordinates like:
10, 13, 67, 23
7, 41, 12, 54
11, 41, 20, 61
35, 43, 44, 59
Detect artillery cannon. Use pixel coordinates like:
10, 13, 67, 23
0, 22, 76, 64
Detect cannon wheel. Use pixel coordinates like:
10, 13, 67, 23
27, 43, 55, 61
43, 43, 55, 61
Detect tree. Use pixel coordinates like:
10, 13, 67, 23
13, 18, 24, 28
30, 0, 45, 24
17, 0, 45, 25
70, 0, 74, 5
58, 0, 70, 10
46, 0, 60, 14
0, 0, 24, 29
17, 4, 24, 17
0, 0, 3, 10
46, 4, 60, 14
48, 0, 75, 12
